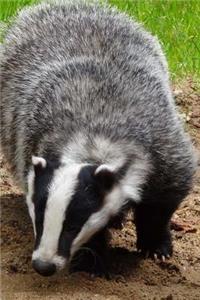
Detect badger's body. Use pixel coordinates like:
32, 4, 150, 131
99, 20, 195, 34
0, 1, 196, 277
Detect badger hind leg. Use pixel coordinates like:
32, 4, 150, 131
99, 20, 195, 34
134, 193, 183, 261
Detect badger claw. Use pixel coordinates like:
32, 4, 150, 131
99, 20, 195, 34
152, 253, 171, 262
138, 249, 171, 262
161, 255, 166, 262
137, 235, 173, 262
153, 253, 158, 261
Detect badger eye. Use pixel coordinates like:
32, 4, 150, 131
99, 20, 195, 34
84, 184, 93, 192
84, 186, 89, 192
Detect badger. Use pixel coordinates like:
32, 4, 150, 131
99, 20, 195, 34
0, 0, 196, 277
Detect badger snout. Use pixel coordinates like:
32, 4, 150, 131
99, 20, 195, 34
32, 259, 56, 276
32, 250, 67, 276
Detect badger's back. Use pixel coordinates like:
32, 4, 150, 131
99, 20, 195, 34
0, 2, 195, 193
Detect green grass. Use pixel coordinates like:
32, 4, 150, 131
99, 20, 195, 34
0, 0, 39, 22
108, 0, 200, 79
0, 0, 199, 79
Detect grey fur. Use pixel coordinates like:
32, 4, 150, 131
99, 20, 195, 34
0, 1, 196, 201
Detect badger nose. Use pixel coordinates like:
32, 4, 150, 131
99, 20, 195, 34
32, 259, 56, 276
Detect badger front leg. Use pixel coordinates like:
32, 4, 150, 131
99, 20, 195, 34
70, 229, 109, 277
134, 198, 179, 260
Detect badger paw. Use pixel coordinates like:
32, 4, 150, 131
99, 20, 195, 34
69, 250, 109, 278
137, 238, 173, 262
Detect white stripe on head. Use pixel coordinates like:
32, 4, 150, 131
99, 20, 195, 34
26, 170, 36, 236
32, 163, 85, 264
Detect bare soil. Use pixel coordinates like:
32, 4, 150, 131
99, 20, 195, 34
1, 79, 200, 300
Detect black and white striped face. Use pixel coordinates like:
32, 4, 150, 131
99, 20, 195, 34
26, 156, 126, 276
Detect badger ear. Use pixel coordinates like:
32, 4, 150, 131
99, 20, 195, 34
95, 165, 116, 191
32, 156, 47, 171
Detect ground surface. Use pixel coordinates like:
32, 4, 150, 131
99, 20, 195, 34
1, 79, 200, 299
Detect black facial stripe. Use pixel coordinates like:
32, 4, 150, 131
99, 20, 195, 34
57, 160, 135, 258
57, 221, 79, 258
57, 165, 103, 258
33, 198, 49, 249
33, 160, 60, 249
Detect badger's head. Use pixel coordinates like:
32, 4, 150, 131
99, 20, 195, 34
26, 156, 124, 276
26, 155, 145, 276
